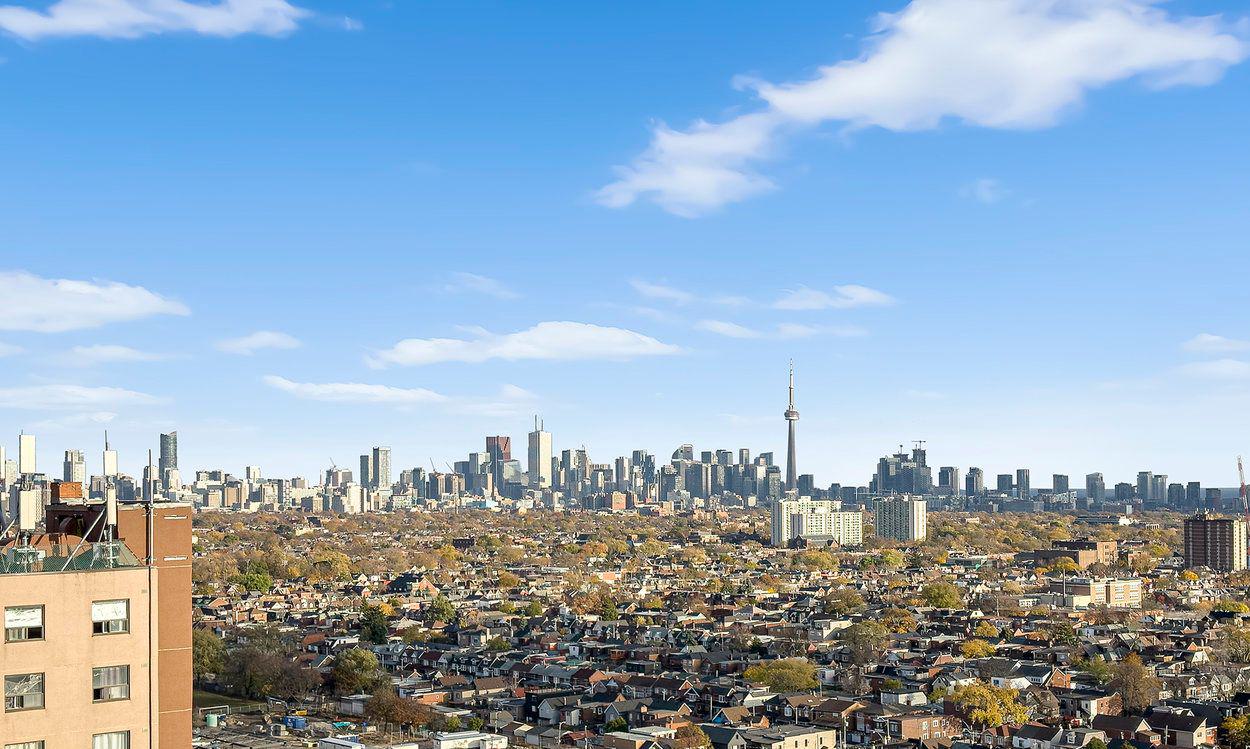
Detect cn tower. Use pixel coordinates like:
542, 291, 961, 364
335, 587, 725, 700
784, 360, 799, 491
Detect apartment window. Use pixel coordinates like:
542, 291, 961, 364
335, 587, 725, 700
92, 733, 129, 749
5, 742, 45, 749
91, 600, 129, 635
3, 673, 44, 712
91, 665, 130, 702
3, 606, 43, 642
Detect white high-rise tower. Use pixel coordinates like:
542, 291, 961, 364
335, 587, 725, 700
527, 416, 552, 489
784, 362, 799, 492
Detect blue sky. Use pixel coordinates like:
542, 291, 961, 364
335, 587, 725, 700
1, 0, 1249, 486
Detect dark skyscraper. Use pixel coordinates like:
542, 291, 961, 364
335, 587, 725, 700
784, 362, 799, 492
486, 435, 512, 491
1016, 468, 1030, 497
966, 467, 984, 496
159, 431, 178, 474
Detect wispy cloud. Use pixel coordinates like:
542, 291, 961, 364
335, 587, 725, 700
1183, 333, 1250, 353
598, 0, 1248, 216
695, 320, 762, 339
216, 330, 301, 355
630, 279, 695, 304
959, 177, 1009, 204
1178, 359, 1250, 379
367, 321, 680, 368
0, 383, 163, 409
263, 375, 448, 404
697, 320, 866, 340
0, 270, 188, 333
773, 285, 894, 310
444, 272, 520, 300
65, 344, 170, 366
0, 342, 22, 357
0, 0, 309, 40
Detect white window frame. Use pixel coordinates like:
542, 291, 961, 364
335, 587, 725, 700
5, 741, 45, 749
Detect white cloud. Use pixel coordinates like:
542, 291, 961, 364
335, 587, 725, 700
0, 342, 22, 357
0, 383, 162, 409
1183, 333, 1250, 353
367, 321, 680, 368
66, 344, 169, 366
216, 330, 301, 355
444, 272, 520, 300
0, 270, 189, 333
599, 0, 1248, 215
263, 375, 448, 404
960, 177, 1009, 204
697, 320, 867, 340
774, 284, 895, 310
629, 279, 695, 304
1178, 359, 1250, 379
498, 383, 538, 400
696, 320, 763, 339
0, 0, 308, 40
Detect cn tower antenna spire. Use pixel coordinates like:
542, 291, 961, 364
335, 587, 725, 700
784, 360, 800, 492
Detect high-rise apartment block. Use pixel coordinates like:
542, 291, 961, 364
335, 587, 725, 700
1, 482, 192, 747
1184, 512, 1248, 572
771, 497, 862, 547
874, 495, 928, 542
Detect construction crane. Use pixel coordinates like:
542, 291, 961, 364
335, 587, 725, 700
1240, 455, 1249, 536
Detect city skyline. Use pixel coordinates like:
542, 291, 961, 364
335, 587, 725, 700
0, 1, 1248, 483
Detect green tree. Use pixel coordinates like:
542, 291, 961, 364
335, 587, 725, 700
742, 658, 819, 692
950, 681, 1030, 728
425, 594, 456, 624
524, 600, 544, 617
360, 604, 389, 645
486, 636, 510, 652
331, 647, 385, 695
1073, 657, 1113, 685
604, 718, 629, 733
192, 629, 225, 682
922, 581, 964, 608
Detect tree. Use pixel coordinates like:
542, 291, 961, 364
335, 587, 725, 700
524, 600, 545, 617
220, 626, 317, 700
1049, 557, 1080, 575
922, 581, 964, 608
672, 724, 712, 749
332, 647, 385, 695
360, 604, 389, 645
604, 718, 629, 733
597, 598, 621, 621
1086, 739, 1108, 749
425, 594, 456, 624
1109, 653, 1161, 712
1223, 715, 1250, 749
1046, 621, 1080, 647
961, 639, 995, 658
192, 629, 225, 682
366, 687, 430, 729
950, 682, 1030, 728
973, 621, 999, 638
486, 636, 510, 652
497, 571, 521, 588
742, 658, 819, 692
881, 607, 917, 633
1214, 599, 1250, 613
1073, 657, 1113, 685
840, 621, 889, 666
823, 589, 866, 616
